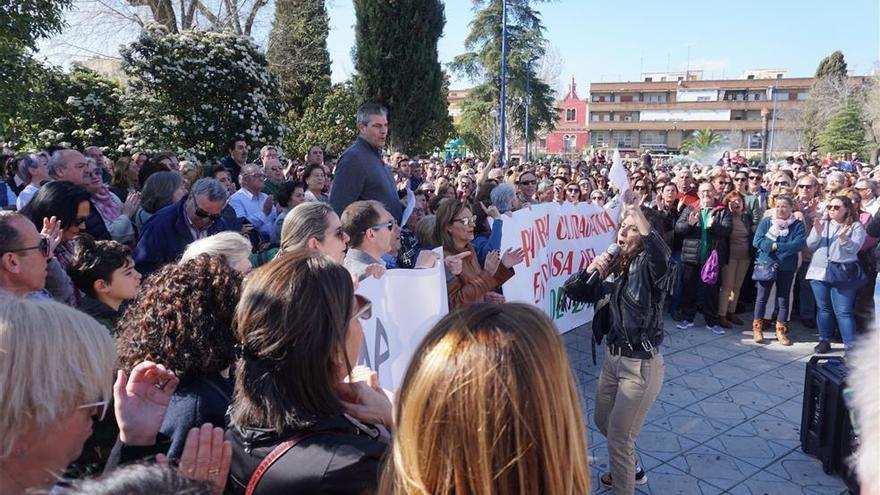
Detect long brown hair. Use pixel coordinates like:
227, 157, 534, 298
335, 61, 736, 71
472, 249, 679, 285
380, 303, 590, 495
230, 250, 355, 432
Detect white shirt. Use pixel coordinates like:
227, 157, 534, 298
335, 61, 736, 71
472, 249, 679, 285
16, 184, 39, 210
229, 188, 277, 238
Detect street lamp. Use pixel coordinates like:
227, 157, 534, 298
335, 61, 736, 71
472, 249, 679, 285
490, 108, 499, 150
524, 55, 539, 163
499, 0, 508, 166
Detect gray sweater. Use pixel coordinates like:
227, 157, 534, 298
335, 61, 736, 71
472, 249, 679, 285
330, 137, 403, 223
805, 220, 866, 281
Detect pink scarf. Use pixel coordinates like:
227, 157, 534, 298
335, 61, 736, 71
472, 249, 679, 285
772, 215, 796, 230
92, 185, 123, 223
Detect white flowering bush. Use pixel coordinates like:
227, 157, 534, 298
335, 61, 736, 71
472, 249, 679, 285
120, 25, 286, 161
1, 66, 124, 150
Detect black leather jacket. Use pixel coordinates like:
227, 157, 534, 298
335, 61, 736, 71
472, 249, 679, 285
563, 230, 672, 349
226, 414, 388, 495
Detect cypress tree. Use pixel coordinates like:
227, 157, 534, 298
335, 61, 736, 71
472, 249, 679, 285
266, 0, 332, 114
353, 0, 451, 153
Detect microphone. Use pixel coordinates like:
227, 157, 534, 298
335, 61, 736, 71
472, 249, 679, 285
584, 243, 621, 286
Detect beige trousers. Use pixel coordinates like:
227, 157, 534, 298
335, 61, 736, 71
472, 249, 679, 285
594, 348, 665, 495
718, 258, 751, 315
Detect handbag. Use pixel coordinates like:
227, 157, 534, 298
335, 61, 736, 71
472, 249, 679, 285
752, 262, 778, 281
701, 249, 719, 285
823, 223, 867, 289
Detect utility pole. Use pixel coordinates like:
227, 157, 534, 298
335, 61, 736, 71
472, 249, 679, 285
499, 0, 508, 166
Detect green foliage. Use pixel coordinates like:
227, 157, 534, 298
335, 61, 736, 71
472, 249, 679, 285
353, 0, 451, 153
819, 97, 867, 155
680, 129, 722, 154
0, 0, 71, 50
815, 51, 848, 79
266, 0, 332, 114
1, 65, 124, 152
284, 81, 359, 158
119, 26, 286, 161
450, 0, 557, 155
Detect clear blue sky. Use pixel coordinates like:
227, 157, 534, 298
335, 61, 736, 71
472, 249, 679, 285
327, 0, 880, 93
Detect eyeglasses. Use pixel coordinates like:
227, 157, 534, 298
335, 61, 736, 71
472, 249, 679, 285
749, 176, 761, 180
192, 200, 222, 221
452, 216, 477, 226
718, 181, 731, 186
797, 184, 814, 189
567, 188, 580, 193
369, 221, 394, 231
773, 181, 789, 187
351, 294, 372, 321
734, 177, 748, 182
633, 185, 646, 191
75, 216, 88, 226
1, 236, 50, 257
518, 180, 537, 186
78, 399, 109, 422
591, 195, 604, 201
826, 204, 842, 211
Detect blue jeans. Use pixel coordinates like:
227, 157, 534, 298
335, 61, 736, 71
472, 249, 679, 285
810, 280, 858, 348
796, 260, 816, 320
754, 270, 796, 322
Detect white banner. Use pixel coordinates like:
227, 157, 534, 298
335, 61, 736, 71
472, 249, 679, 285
500, 202, 621, 332
355, 248, 448, 390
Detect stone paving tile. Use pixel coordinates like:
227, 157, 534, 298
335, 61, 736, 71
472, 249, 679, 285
664, 352, 717, 374
703, 430, 795, 469
665, 444, 762, 491
715, 382, 791, 411
723, 352, 788, 373
634, 423, 700, 462
726, 468, 828, 495
766, 450, 850, 492
765, 398, 807, 425
729, 412, 803, 444
686, 396, 764, 424
650, 407, 741, 444
634, 462, 724, 495
701, 360, 764, 383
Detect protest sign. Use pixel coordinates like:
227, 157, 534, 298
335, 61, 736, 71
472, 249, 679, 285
355, 248, 449, 390
500, 201, 621, 332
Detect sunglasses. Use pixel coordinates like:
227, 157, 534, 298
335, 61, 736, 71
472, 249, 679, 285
734, 177, 748, 182
369, 221, 395, 231
193, 203, 222, 221
749, 176, 761, 180
78, 399, 110, 422
2, 236, 51, 258
518, 180, 537, 186
591, 195, 604, 200
773, 181, 789, 186
567, 188, 580, 193
826, 204, 842, 211
352, 294, 372, 321
797, 184, 814, 189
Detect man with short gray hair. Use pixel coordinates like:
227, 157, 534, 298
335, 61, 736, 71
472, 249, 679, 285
330, 102, 403, 223
47, 149, 90, 186
134, 177, 232, 275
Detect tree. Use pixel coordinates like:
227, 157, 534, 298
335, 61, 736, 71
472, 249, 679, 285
283, 81, 359, 159
353, 0, 451, 154
863, 74, 880, 164
818, 97, 867, 156
0, 0, 72, 136
266, 0, 331, 114
680, 129, 723, 155
121, 0, 270, 34
803, 51, 850, 152
450, 0, 557, 158
119, 26, 286, 160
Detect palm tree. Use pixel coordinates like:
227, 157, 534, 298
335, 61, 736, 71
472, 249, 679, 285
680, 129, 723, 154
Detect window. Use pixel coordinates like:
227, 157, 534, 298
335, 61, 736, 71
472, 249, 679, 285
538, 138, 547, 148
644, 77, 653, 82
776, 74, 783, 79
660, 77, 667, 82
565, 108, 577, 121
620, 95, 634, 103
623, 114, 633, 122
747, 75, 755, 80
602, 114, 611, 122
788, 92, 798, 101
591, 114, 600, 121
696, 96, 711, 102
677, 76, 684, 81
591, 133, 607, 147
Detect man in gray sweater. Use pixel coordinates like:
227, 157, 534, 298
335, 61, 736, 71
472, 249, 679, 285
330, 103, 403, 223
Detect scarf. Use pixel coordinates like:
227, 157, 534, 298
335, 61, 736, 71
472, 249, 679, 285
92, 185, 123, 223
772, 215, 796, 236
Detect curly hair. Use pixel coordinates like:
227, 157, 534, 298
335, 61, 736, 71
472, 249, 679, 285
115, 254, 243, 380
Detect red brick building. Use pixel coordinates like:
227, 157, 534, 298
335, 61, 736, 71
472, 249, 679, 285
540, 77, 589, 159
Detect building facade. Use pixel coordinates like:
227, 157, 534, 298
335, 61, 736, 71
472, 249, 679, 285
538, 77, 589, 159
587, 76, 819, 154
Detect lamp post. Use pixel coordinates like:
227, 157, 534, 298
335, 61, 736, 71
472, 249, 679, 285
490, 108, 499, 150
499, 0, 508, 166
768, 85, 778, 160
524, 55, 538, 163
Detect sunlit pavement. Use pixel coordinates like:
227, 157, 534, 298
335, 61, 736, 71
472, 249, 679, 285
564, 314, 850, 495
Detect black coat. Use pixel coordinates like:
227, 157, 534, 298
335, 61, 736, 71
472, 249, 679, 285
675, 205, 733, 266
227, 414, 388, 495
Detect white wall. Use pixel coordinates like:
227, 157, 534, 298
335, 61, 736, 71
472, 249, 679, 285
640, 109, 731, 122
676, 89, 719, 102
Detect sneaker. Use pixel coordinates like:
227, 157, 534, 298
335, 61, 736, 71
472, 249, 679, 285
706, 325, 726, 335
814, 340, 831, 354
599, 466, 648, 488
676, 320, 694, 330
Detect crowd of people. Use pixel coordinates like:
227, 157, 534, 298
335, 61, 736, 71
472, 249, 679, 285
0, 101, 878, 495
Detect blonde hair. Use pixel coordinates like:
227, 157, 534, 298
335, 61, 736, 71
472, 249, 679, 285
0, 295, 115, 459
380, 303, 590, 495
180, 232, 252, 270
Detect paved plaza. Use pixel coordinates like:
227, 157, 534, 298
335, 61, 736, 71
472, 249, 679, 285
564, 315, 851, 495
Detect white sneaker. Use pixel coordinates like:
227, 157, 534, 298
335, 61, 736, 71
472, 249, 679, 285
676, 320, 694, 330
707, 325, 726, 335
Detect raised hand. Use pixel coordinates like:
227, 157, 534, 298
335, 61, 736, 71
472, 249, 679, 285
444, 251, 470, 276
500, 247, 525, 268
688, 209, 699, 226
364, 263, 386, 279
484, 291, 506, 304
480, 201, 501, 220
114, 361, 179, 446
415, 250, 439, 268
262, 195, 274, 216
122, 191, 141, 218
484, 249, 501, 275
839, 223, 853, 242
40, 216, 62, 255
587, 252, 613, 280
157, 423, 231, 495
